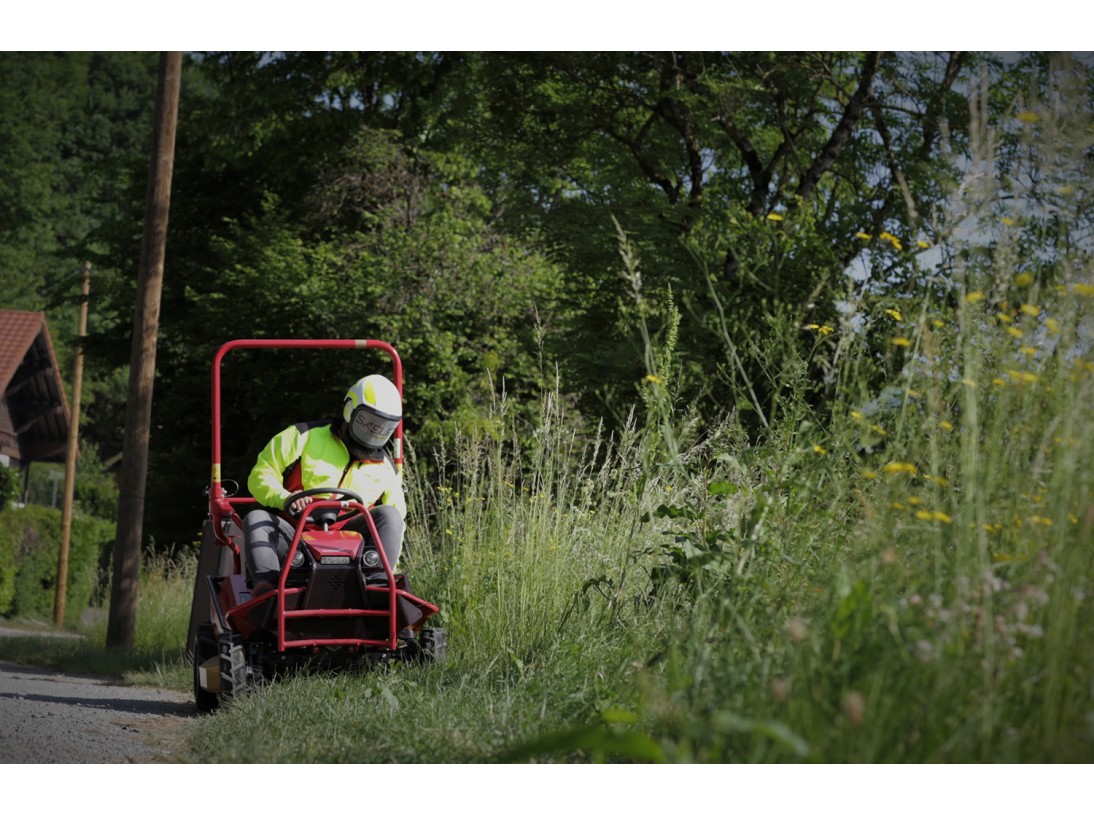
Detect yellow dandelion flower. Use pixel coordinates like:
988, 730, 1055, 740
1074, 283, 1094, 296
992, 378, 1006, 386
962, 378, 977, 387
851, 410, 865, 421
766, 212, 784, 221
818, 324, 834, 335
1007, 326, 1024, 339
907, 496, 923, 506
1046, 318, 1061, 334
914, 509, 933, 521
1068, 513, 1079, 525
644, 373, 662, 384
1020, 303, 1041, 317
965, 291, 986, 304
1017, 111, 1040, 123
855, 231, 872, 240
885, 308, 904, 321
933, 511, 953, 524
1015, 272, 1034, 287
891, 337, 911, 347
938, 420, 954, 431
813, 444, 827, 455
916, 240, 930, 249
933, 319, 944, 328
1020, 346, 1036, 357
907, 389, 920, 399
1002, 216, 1018, 226
927, 474, 950, 488
862, 469, 877, 480
882, 461, 918, 476
879, 232, 903, 251
997, 312, 1014, 324
1030, 515, 1053, 527
893, 502, 907, 511
870, 424, 888, 437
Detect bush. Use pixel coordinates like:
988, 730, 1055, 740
0, 504, 114, 624
0, 464, 18, 512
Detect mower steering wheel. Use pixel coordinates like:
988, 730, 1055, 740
284, 487, 366, 524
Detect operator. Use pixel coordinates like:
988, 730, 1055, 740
243, 374, 406, 595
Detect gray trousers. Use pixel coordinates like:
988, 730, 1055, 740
243, 504, 404, 586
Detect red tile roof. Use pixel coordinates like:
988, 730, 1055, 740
0, 310, 70, 465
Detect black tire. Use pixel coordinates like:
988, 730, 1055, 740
218, 632, 248, 703
419, 627, 447, 663
193, 623, 220, 713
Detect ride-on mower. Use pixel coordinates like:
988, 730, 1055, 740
187, 339, 445, 713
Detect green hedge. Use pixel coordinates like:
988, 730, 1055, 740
0, 505, 114, 625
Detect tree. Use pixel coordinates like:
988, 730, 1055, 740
107, 51, 182, 650
436, 52, 976, 430
0, 52, 157, 346
92, 55, 561, 546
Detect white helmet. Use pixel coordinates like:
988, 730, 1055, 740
342, 374, 401, 453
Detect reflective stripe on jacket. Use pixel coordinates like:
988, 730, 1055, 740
247, 420, 406, 518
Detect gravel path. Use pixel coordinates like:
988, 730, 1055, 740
0, 626, 193, 764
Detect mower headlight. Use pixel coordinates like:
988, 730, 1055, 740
291, 550, 305, 569
362, 549, 381, 569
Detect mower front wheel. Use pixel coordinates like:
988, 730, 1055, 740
418, 627, 447, 663
193, 623, 219, 713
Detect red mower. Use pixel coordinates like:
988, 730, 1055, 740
187, 339, 445, 713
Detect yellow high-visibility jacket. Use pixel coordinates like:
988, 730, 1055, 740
247, 420, 405, 518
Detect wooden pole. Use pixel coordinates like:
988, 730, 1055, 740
106, 52, 182, 649
53, 261, 91, 628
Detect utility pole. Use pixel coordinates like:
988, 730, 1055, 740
54, 261, 91, 628
107, 52, 182, 649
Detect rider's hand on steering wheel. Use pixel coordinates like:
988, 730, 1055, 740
288, 495, 316, 514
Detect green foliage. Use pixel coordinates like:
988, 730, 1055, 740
0, 505, 113, 623
0, 52, 157, 372
18, 444, 117, 521
445, 52, 978, 432
0, 512, 13, 612
73, 443, 120, 520
0, 551, 194, 683
90, 111, 563, 547
0, 465, 18, 512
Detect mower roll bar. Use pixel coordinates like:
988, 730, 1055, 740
207, 339, 403, 550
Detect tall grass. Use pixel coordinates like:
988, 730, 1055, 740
600, 71, 1094, 762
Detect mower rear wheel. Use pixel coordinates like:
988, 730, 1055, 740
193, 623, 219, 713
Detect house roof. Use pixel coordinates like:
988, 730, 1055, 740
0, 310, 70, 465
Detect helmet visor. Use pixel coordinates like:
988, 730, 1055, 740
348, 404, 399, 450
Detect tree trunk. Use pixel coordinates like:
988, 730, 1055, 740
106, 52, 182, 650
